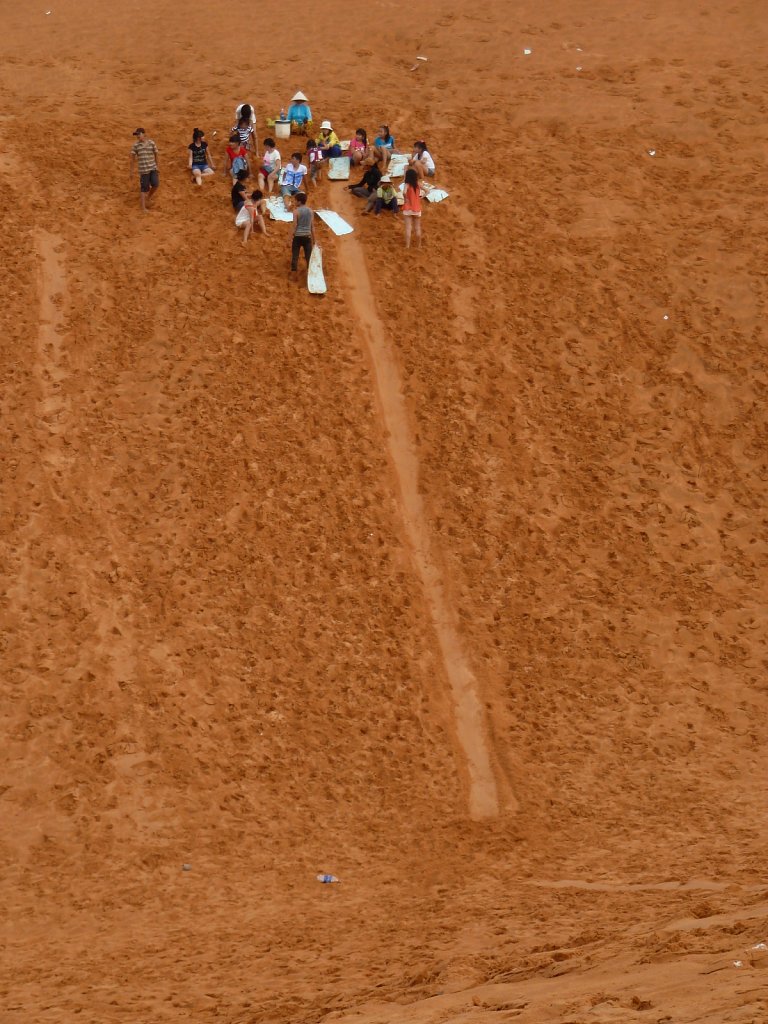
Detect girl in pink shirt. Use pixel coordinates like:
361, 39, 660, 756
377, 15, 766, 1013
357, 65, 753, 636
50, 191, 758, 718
348, 128, 369, 165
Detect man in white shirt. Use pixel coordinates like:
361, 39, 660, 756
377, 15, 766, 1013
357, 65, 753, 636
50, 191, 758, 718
280, 152, 308, 205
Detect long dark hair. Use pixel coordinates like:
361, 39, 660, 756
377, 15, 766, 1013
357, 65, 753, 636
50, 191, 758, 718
192, 128, 204, 143
356, 127, 368, 145
379, 124, 392, 144
404, 168, 419, 189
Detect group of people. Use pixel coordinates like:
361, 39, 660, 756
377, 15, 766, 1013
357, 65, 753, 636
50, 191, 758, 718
128, 98, 437, 266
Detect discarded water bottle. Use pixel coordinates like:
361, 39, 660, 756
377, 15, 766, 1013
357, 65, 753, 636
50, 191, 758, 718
316, 873, 340, 884
280, 108, 286, 121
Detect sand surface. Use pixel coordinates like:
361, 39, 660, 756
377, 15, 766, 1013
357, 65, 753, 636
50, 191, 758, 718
1, 0, 766, 1021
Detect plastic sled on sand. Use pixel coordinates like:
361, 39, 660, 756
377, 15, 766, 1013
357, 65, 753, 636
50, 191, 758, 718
307, 245, 326, 295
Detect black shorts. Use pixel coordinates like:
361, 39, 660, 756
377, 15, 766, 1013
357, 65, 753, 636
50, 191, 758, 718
139, 169, 159, 192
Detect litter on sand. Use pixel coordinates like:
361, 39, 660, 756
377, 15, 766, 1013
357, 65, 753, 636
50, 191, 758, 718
425, 187, 449, 203
327, 156, 351, 180
417, 55, 428, 61
648, 149, 657, 156
316, 209, 354, 235
317, 873, 340, 883
752, 943, 768, 951
523, 48, 532, 55
266, 197, 293, 222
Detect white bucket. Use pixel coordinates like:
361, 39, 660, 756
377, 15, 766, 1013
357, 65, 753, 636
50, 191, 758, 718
274, 119, 291, 139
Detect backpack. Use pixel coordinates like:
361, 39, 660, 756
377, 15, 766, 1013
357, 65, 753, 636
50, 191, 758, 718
232, 155, 248, 176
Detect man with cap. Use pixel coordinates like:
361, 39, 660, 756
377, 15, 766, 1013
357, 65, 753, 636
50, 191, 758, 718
129, 128, 159, 212
287, 91, 312, 133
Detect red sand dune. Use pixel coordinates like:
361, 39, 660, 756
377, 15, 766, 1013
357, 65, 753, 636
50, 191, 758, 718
0, 0, 766, 1021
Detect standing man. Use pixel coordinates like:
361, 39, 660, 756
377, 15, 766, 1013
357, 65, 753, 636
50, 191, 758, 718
129, 128, 159, 212
290, 192, 315, 276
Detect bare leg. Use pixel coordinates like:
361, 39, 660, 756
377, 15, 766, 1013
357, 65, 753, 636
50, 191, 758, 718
414, 217, 422, 247
242, 219, 252, 246
404, 216, 412, 248
257, 213, 268, 235
192, 168, 202, 186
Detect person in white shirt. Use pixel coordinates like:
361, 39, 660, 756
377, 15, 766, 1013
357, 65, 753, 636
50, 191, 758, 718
258, 137, 282, 194
410, 140, 436, 179
280, 152, 309, 206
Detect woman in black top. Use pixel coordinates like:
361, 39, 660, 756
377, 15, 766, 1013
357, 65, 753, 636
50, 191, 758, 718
347, 160, 382, 199
231, 169, 248, 211
188, 128, 215, 185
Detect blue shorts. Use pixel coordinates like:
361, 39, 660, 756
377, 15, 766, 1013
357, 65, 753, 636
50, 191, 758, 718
281, 184, 302, 197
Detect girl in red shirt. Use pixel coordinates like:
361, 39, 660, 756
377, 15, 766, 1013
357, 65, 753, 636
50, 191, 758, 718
225, 133, 249, 179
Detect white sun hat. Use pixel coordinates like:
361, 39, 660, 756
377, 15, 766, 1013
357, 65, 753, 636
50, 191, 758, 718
291, 91, 308, 102
320, 119, 332, 130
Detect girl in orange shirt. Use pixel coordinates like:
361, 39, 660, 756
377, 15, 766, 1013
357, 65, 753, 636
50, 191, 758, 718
402, 168, 422, 249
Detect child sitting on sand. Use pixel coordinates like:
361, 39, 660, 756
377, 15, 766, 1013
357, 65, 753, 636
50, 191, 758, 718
347, 128, 369, 166
225, 133, 249, 179
363, 174, 398, 216
409, 140, 436, 179
258, 138, 282, 194
241, 190, 268, 245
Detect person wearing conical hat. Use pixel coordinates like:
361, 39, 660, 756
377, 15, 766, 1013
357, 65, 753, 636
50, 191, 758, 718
287, 91, 312, 133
